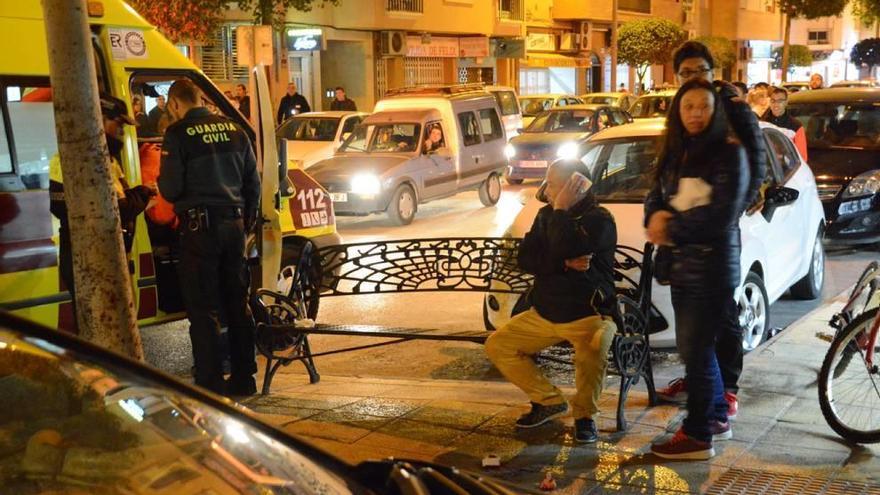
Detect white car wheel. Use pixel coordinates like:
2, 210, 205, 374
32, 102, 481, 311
739, 271, 769, 352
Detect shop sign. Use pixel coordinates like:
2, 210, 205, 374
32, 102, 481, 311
406, 36, 459, 57
527, 33, 556, 52
287, 28, 322, 52
459, 37, 489, 58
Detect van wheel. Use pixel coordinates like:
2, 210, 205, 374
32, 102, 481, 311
387, 184, 417, 226
479, 173, 502, 207
790, 230, 824, 300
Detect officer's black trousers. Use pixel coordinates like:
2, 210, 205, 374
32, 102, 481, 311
178, 210, 256, 394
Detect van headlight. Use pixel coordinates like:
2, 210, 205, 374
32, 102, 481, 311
350, 174, 381, 196
504, 143, 516, 159
556, 142, 579, 160
844, 170, 880, 198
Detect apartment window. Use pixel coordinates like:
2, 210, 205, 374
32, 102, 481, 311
199, 25, 249, 83
808, 30, 829, 45
500, 0, 524, 21
387, 0, 423, 13
619, 0, 650, 14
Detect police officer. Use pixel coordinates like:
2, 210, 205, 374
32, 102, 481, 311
49, 94, 153, 332
158, 80, 261, 396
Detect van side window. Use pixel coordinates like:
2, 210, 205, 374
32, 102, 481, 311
3, 85, 56, 191
494, 91, 519, 116
0, 111, 11, 175
341, 116, 361, 135
458, 112, 482, 147
478, 109, 504, 142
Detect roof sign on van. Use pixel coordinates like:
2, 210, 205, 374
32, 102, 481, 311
108, 28, 148, 60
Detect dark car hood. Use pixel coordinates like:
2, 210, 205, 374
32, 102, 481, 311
808, 147, 880, 183
511, 131, 590, 148
307, 154, 410, 183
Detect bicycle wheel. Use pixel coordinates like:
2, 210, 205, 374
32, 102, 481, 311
818, 308, 880, 444
843, 261, 880, 325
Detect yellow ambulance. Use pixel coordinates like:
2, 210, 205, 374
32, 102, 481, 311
0, 1, 339, 330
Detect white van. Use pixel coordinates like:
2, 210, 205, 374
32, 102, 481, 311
485, 85, 522, 140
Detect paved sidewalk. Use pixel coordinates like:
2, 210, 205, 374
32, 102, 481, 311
239, 293, 880, 494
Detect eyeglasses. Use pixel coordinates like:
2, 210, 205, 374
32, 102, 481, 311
677, 68, 712, 79
770, 98, 787, 104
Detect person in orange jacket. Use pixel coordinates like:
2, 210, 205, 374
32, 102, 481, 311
139, 114, 179, 228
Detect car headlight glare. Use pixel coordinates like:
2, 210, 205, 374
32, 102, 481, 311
844, 170, 880, 198
556, 142, 579, 160
350, 174, 381, 196
504, 143, 516, 159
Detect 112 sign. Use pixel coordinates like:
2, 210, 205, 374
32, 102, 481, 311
296, 188, 330, 228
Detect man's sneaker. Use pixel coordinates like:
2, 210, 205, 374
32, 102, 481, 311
651, 429, 715, 460
515, 402, 568, 429
574, 418, 598, 443
711, 420, 732, 441
657, 378, 688, 404
725, 392, 738, 420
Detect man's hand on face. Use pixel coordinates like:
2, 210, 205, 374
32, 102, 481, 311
553, 175, 588, 211
564, 254, 591, 272
646, 210, 674, 246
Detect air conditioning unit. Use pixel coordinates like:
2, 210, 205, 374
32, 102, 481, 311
380, 31, 407, 57
560, 33, 578, 51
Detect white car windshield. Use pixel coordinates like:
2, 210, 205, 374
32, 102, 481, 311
582, 96, 616, 105
582, 136, 660, 201
520, 97, 554, 117
629, 96, 671, 118
527, 109, 595, 133
279, 117, 341, 142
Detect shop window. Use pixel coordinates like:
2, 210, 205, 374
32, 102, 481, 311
458, 112, 482, 147
478, 109, 504, 142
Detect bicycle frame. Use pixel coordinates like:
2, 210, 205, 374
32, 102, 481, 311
862, 313, 879, 370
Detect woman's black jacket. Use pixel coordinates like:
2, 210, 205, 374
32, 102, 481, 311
644, 138, 750, 290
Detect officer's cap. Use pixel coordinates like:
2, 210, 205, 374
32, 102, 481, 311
99, 93, 137, 125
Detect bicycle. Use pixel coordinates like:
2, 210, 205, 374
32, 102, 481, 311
817, 261, 880, 444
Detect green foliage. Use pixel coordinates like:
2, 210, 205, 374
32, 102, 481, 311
773, 44, 813, 69
775, 0, 849, 19
851, 38, 880, 68
618, 19, 687, 81
235, 0, 341, 29
694, 35, 736, 69
852, 0, 880, 27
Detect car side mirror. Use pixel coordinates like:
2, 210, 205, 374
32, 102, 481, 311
762, 185, 799, 221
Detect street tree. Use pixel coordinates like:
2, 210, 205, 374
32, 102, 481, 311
853, 0, 880, 37
772, 44, 813, 74
41, 0, 143, 359
695, 35, 736, 73
776, 0, 848, 82
851, 38, 880, 74
618, 19, 687, 87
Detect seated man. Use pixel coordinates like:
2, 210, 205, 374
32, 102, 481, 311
485, 159, 618, 444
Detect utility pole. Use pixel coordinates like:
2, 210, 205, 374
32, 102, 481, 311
40, 0, 143, 360
611, 0, 619, 92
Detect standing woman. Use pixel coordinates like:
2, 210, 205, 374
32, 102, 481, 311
645, 78, 749, 460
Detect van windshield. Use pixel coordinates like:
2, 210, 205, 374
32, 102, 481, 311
338, 123, 422, 153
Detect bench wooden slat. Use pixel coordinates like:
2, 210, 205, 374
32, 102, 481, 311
304, 323, 493, 343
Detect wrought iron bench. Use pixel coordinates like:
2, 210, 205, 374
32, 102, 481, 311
254, 237, 658, 431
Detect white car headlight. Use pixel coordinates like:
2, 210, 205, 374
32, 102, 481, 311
556, 142, 579, 160
350, 174, 381, 196
844, 170, 880, 198
504, 143, 516, 159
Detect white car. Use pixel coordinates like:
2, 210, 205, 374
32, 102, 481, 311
519, 93, 584, 129
277, 111, 368, 168
483, 119, 826, 351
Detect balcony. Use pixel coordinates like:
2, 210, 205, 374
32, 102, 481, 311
387, 0, 423, 14
499, 0, 524, 21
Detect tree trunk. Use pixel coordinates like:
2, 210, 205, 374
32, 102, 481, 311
781, 11, 792, 83
40, 0, 144, 360
611, 0, 619, 91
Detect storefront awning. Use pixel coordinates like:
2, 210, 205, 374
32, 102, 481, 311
525, 53, 591, 69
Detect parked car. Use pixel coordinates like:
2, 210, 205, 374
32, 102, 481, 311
580, 91, 638, 111
277, 111, 368, 168
782, 81, 811, 93
503, 104, 632, 184
309, 87, 507, 225
486, 85, 523, 140
788, 87, 880, 243
0, 311, 524, 494
484, 119, 826, 351
628, 90, 676, 119
829, 80, 880, 88
518, 93, 583, 128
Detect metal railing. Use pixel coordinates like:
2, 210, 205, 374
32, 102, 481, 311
386, 0, 423, 13
499, 0, 524, 21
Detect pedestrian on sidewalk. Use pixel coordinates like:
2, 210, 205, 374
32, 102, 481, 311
159, 79, 261, 397
761, 86, 808, 161
655, 41, 768, 420
645, 77, 749, 460
330, 86, 357, 111
485, 159, 618, 444
277, 82, 311, 123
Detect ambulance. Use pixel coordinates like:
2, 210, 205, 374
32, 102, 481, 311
0, 1, 339, 330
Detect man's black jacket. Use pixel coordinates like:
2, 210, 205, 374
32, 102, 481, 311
277, 93, 311, 123
760, 109, 803, 133
330, 98, 357, 111
158, 107, 260, 223
517, 195, 617, 323
715, 81, 766, 208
